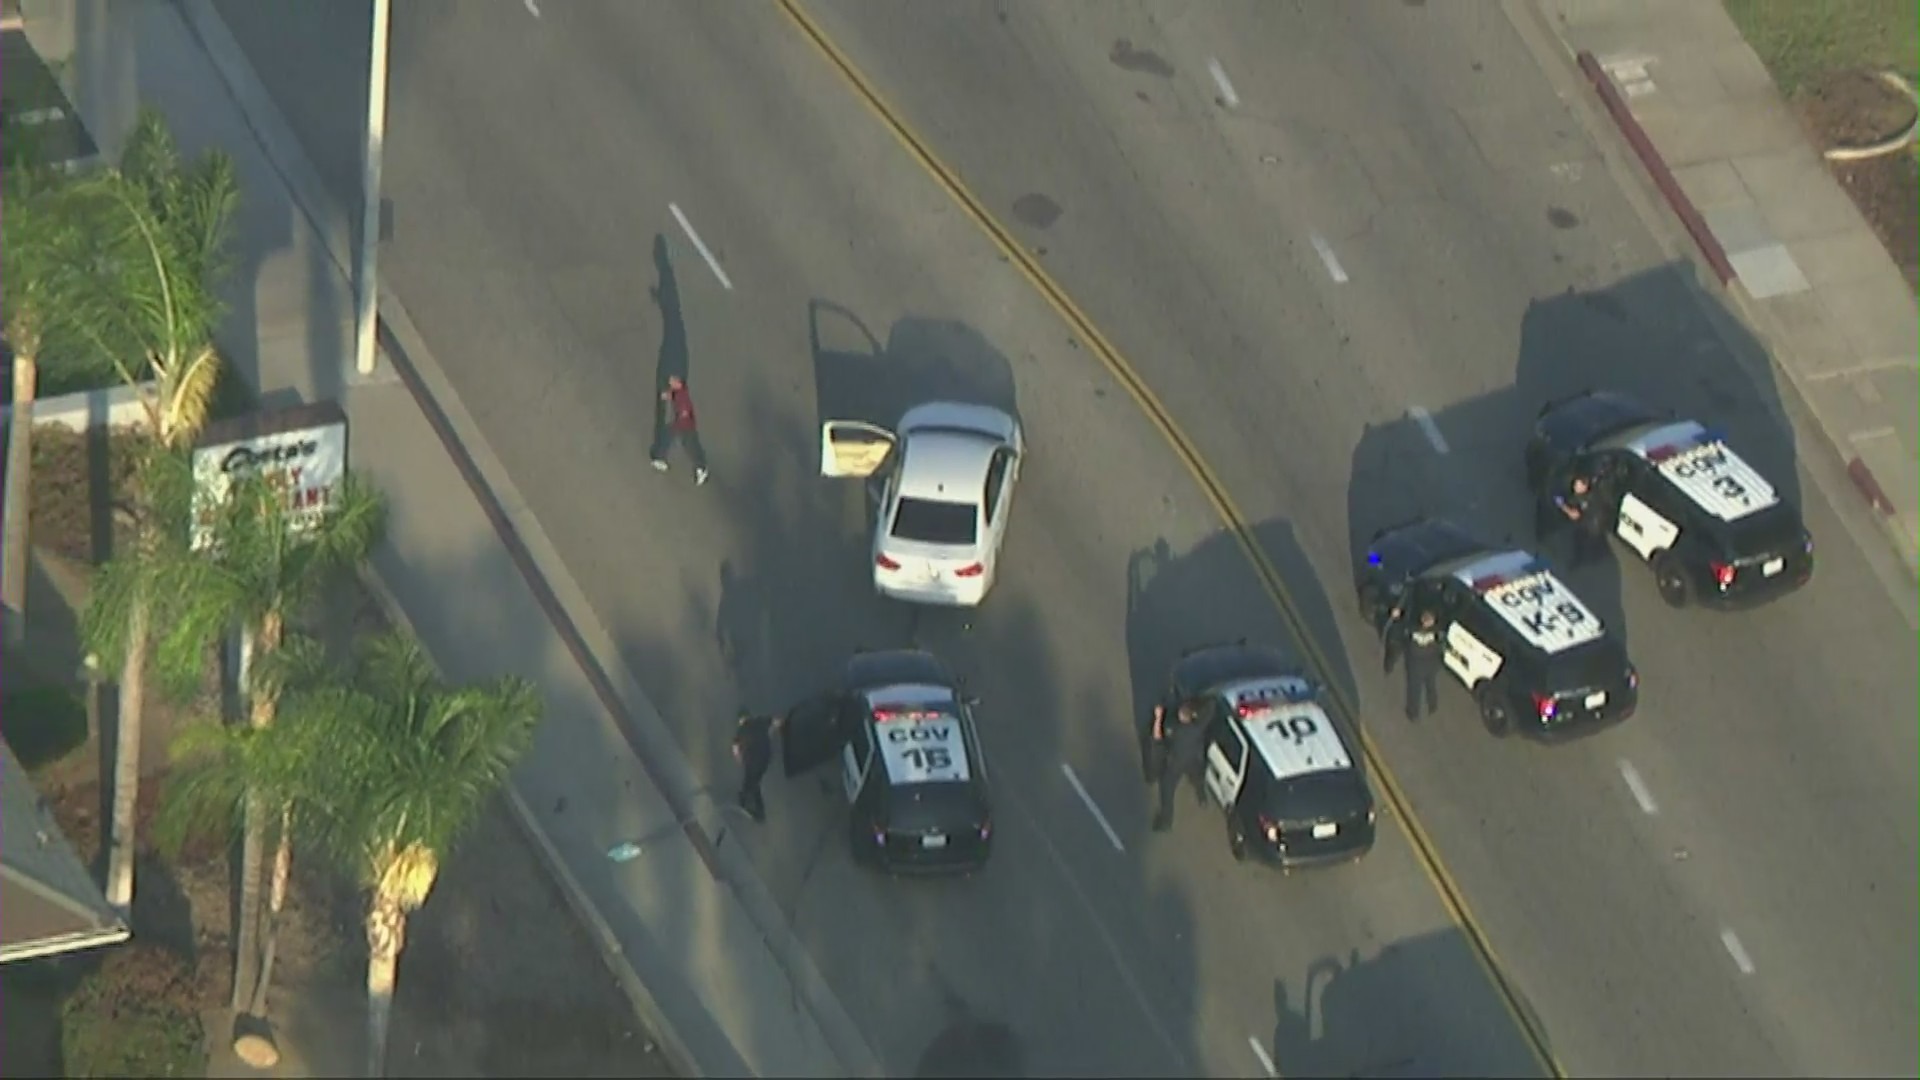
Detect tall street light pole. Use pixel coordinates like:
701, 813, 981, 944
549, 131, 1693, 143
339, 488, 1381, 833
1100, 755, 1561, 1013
356, 0, 393, 377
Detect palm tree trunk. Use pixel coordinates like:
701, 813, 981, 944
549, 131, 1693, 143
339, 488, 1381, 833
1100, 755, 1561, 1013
1, 351, 37, 642
364, 889, 407, 1078
104, 589, 148, 915
230, 623, 264, 1010
247, 803, 293, 1017
235, 610, 285, 1012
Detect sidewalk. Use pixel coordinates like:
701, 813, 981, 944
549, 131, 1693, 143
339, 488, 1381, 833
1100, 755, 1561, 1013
1532, 0, 1919, 579
17, 1, 883, 1076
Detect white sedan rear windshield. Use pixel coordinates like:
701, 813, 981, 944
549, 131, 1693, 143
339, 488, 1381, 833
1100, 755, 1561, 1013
892, 497, 977, 545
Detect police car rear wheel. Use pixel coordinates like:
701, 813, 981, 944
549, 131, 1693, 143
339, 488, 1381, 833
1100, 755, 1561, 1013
1653, 552, 1690, 608
1476, 685, 1511, 738
1228, 817, 1249, 862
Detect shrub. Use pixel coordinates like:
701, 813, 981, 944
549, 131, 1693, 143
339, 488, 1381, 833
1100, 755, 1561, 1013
60, 942, 205, 1078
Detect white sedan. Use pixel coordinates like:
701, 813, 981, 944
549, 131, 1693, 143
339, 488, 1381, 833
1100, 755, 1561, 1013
820, 401, 1025, 608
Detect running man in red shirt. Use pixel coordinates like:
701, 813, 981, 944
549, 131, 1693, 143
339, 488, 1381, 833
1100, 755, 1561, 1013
650, 374, 709, 485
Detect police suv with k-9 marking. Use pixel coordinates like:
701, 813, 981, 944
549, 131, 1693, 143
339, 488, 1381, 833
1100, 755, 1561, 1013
1157, 642, 1376, 869
782, 649, 993, 875
1357, 518, 1639, 741
1527, 390, 1813, 609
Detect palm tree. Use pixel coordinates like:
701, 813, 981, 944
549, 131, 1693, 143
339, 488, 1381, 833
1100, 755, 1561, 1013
64, 108, 238, 917
296, 631, 541, 1077
176, 466, 385, 1014
152, 631, 339, 1027
1, 129, 94, 638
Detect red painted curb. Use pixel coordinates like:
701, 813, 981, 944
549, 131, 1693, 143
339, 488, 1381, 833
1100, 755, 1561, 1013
1576, 51, 1739, 287
1846, 456, 1898, 517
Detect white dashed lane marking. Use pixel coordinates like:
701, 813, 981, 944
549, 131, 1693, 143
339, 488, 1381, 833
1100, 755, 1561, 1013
1720, 928, 1756, 975
1060, 762, 1126, 853
522, 0, 540, 15
668, 202, 734, 291
1248, 1036, 1278, 1078
1309, 233, 1349, 283
1207, 57, 1240, 108
1409, 405, 1450, 454
1617, 758, 1658, 815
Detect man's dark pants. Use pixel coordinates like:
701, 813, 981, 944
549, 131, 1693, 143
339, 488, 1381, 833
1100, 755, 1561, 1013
1405, 658, 1441, 720
1156, 752, 1204, 823
652, 426, 709, 470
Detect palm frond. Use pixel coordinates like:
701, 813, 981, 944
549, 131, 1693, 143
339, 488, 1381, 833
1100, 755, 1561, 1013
158, 343, 221, 447
247, 631, 335, 705
286, 631, 543, 892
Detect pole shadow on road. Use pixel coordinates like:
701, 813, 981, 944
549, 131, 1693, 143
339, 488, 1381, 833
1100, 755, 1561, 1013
1346, 261, 1803, 669
1269, 927, 1553, 1079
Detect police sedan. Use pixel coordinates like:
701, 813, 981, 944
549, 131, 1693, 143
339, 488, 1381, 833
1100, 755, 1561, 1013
782, 648, 993, 875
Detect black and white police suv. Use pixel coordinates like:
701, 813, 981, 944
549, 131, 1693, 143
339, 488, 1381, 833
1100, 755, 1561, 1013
1158, 642, 1376, 870
1356, 518, 1640, 741
781, 649, 993, 875
1526, 390, 1813, 610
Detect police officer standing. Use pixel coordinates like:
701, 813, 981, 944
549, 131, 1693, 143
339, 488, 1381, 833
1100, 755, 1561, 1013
1543, 469, 1608, 567
1385, 605, 1445, 722
1151, 699, 1208, 832
732, 711, 784, 823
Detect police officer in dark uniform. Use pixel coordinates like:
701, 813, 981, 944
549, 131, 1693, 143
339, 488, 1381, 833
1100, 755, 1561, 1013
1542, 467, 1609, 567
1150, 699, 1208, 832
732, 711, 784, 823
1384, 605, 1445, 722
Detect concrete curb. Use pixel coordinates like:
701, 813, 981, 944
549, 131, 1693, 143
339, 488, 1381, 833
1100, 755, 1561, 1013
1563, 42, 1916, 580
168, 0, 885, 1074
1575, 50, 1738, 287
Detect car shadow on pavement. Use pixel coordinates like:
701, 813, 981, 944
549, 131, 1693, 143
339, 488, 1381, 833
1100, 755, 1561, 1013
1345, 261, 1804, 668
1267, 927, 1553, 1079
1126, 518, 1363, 765
808, 301, 1022, 439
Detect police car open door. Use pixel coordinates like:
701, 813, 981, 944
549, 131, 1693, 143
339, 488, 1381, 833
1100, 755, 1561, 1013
783, 693, 852, 778
819, 421, 896, 478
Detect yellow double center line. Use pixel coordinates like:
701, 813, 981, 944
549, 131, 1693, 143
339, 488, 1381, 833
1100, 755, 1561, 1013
775, 3, 1565, 1077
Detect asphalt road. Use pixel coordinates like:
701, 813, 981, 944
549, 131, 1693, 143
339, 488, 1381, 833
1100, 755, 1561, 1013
215, 1, 1917, 1076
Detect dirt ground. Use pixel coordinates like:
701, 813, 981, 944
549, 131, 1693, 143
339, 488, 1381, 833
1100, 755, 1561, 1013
14, 514, 677, 1076
1794, 69, 1920, 291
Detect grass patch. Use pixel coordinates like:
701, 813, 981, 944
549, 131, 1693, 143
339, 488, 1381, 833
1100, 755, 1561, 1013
1725, 0, 1920, 99
59, 942, 206, 1078
1, 681, 89, 769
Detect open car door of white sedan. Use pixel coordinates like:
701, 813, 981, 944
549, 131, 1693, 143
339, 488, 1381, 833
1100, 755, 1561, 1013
820, 420, 896, 478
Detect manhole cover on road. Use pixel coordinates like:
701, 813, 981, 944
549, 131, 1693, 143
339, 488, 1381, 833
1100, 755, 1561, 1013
1012, 193, 1063, 230
915, 1020, 1025, 1078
